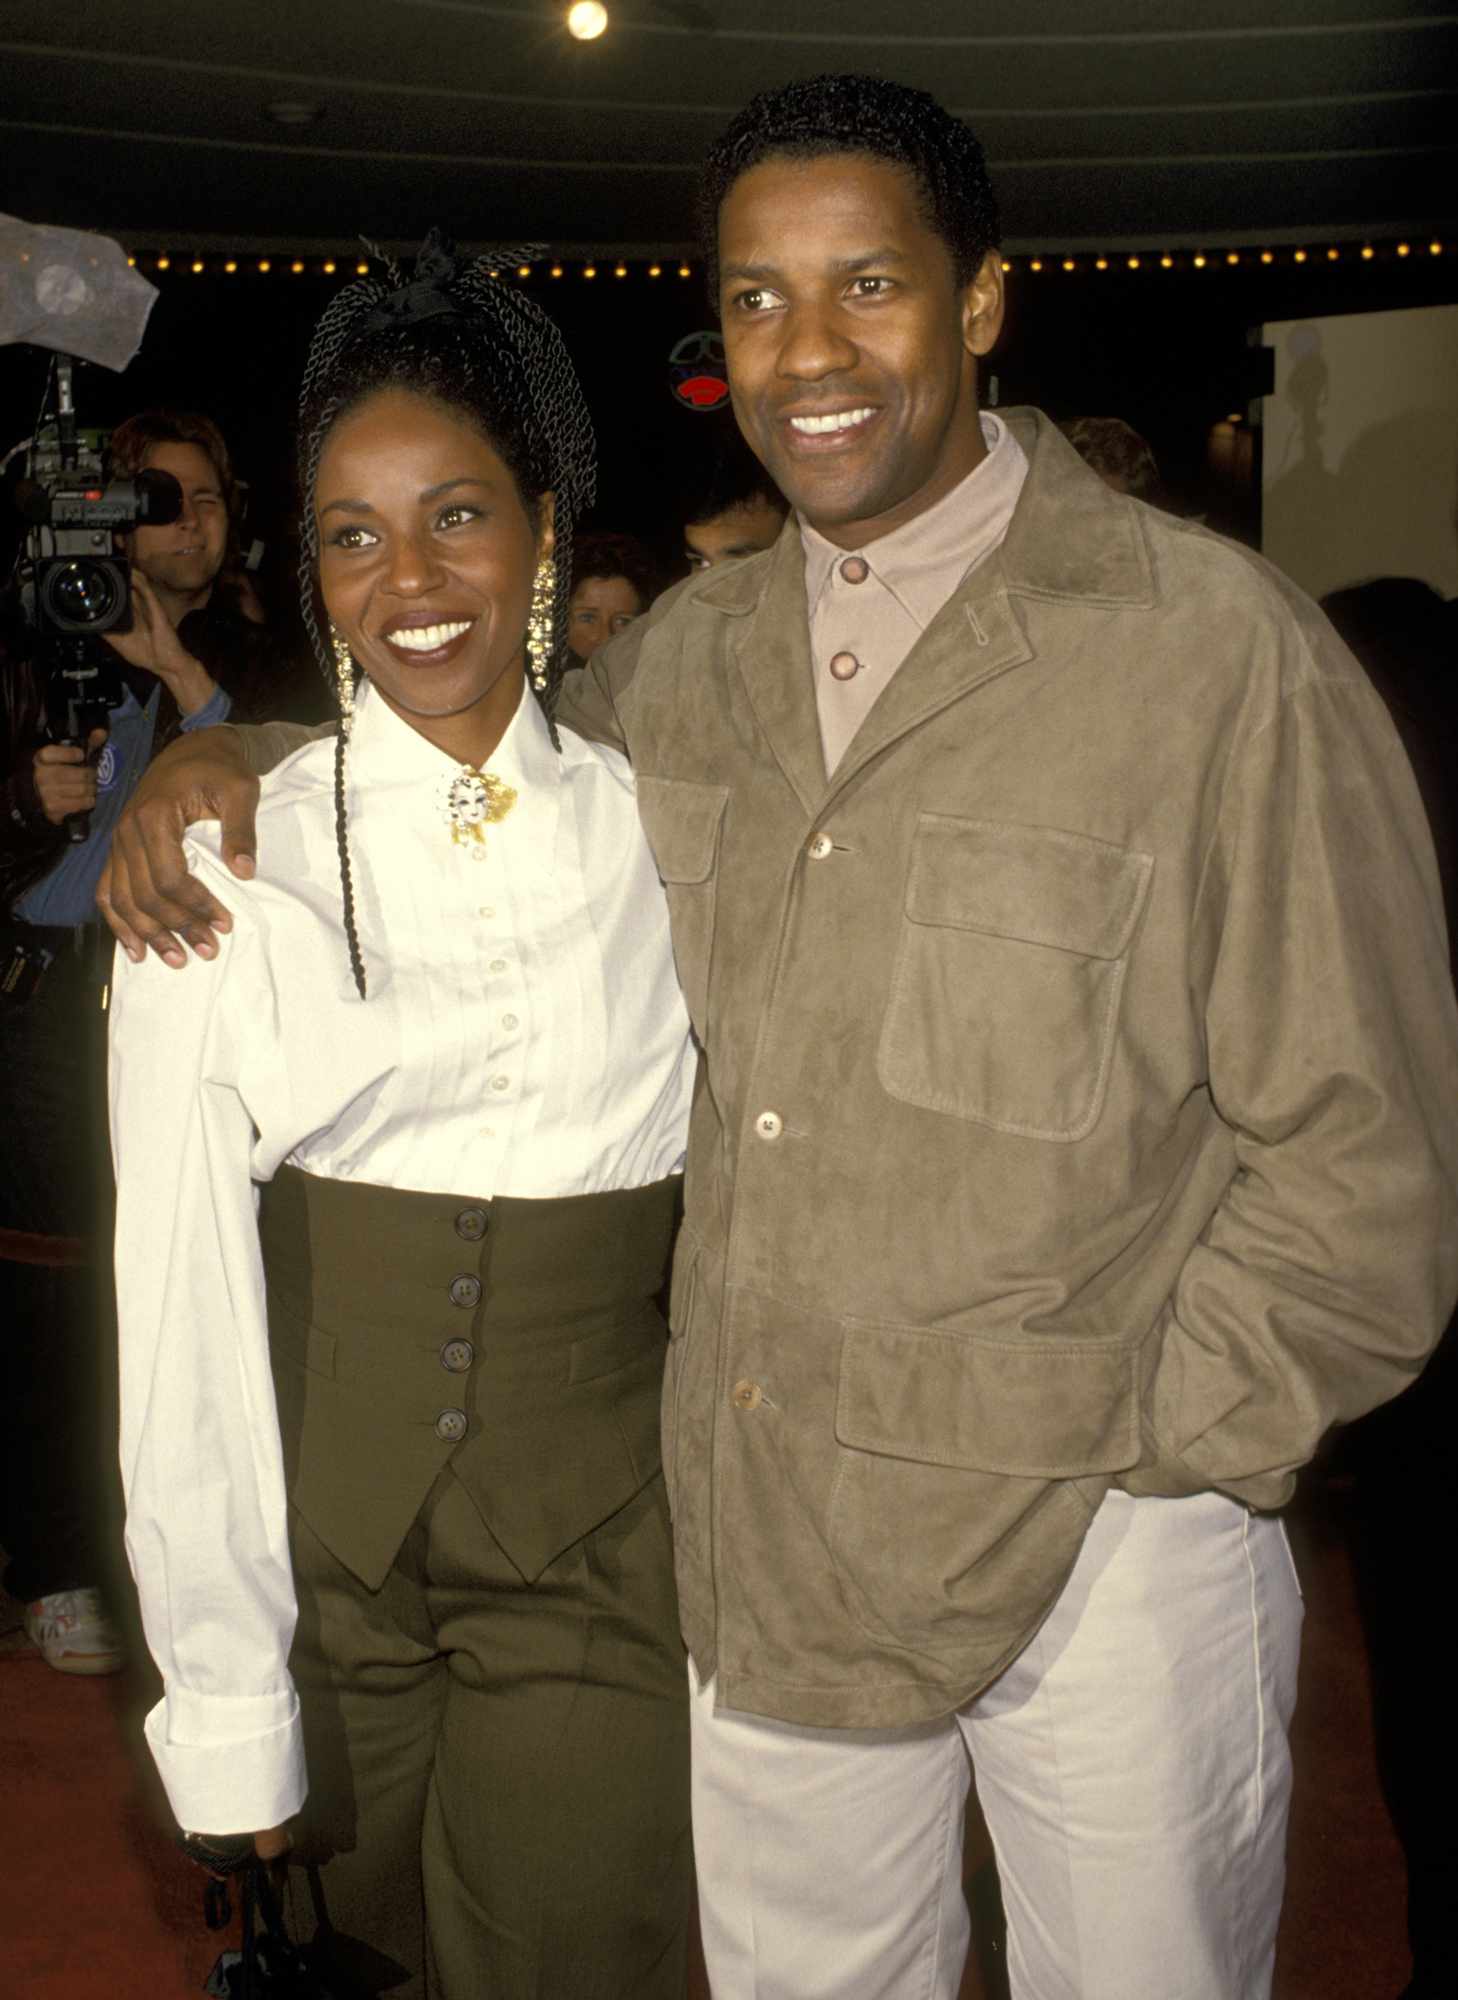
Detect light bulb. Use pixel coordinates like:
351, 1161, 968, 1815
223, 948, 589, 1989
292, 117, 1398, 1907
567, 2, 608, 39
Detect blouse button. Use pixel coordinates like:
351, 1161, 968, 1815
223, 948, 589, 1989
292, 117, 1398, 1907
489, 958, 509, 973
501, 1013, 519, 1031
449, 1274, 481, 1309
435, 1408, 468, 1443
490, 1074, 510, 1093
828, 651, 861, 682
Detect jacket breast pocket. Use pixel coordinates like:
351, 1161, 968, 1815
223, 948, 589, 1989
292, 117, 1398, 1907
633, 775, 729, 1042
877, 815, 1153, 1141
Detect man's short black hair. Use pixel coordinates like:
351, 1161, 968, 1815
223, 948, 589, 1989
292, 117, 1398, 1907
697, 73, 1001, 299
682, 440, 786, 530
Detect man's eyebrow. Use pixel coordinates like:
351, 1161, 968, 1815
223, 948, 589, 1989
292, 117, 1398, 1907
719, 247, 910, 285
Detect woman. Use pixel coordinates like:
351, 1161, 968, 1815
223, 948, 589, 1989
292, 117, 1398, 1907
109, 237, 695, 1999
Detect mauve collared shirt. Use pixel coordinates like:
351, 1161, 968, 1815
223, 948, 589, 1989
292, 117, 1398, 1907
800, 411, 1029, 774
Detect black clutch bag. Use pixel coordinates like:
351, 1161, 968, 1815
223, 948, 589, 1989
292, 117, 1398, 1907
203, 1861, 360, 2000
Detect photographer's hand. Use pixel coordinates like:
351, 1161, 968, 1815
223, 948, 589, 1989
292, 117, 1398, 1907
104, 571, 219, 717
97, 731, 260, 966
33, 729, 107, 826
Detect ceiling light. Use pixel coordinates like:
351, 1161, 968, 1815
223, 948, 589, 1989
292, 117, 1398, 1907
566, 2, 608, 38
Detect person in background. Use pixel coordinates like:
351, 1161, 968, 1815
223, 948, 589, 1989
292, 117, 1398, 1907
565, 531, 658, 662
0, 408, 302, 1679
1057, 413, 1170, 509
682, 442, 787, 572
1321, 575, 1457, 2000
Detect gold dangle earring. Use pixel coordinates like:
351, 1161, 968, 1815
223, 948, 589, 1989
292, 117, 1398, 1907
330, 623, 357, 738
526, 555, 555, 693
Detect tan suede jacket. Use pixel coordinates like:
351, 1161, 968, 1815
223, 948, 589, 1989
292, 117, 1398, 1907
556, 410, 1458, 1726
238, 411, 1458, 1729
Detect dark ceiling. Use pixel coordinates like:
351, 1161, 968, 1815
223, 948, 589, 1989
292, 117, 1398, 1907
3, 1, 1456, 256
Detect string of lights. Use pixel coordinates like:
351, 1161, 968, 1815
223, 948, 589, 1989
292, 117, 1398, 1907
121, 239, 1446, 281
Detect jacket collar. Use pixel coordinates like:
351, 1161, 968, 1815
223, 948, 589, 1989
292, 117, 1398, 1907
694, 409, 1157, 811
695, 407, 1156, 621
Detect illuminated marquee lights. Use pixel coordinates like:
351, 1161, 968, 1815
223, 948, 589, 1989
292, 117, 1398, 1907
121, 240, 1448, 283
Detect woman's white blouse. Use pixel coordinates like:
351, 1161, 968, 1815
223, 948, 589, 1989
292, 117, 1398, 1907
109, 681, 694, 1834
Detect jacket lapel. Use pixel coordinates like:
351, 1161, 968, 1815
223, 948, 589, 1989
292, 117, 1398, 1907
705, 525, 829, 817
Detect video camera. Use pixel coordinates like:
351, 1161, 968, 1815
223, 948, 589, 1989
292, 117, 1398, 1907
12, 359, 182, 838
1, 214, 163, 840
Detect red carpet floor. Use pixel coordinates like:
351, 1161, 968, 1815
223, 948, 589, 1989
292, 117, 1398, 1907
0, 1484, 1412, 1999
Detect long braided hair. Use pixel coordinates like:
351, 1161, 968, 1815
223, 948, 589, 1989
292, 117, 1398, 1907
295, 233, 596, 998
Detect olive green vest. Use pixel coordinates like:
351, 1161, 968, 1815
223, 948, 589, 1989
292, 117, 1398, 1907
259, 1166, 679, 1590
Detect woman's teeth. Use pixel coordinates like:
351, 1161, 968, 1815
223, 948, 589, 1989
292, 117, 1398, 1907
789, 407, 875, 436
387, 621, 474, 652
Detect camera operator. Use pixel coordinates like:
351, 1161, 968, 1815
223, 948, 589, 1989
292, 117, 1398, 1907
0, 407, 312, 1677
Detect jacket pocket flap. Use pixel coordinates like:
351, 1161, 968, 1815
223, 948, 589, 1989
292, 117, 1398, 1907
905, 815, 1153, 960
836, 1319, 1141, 1477
635, 775, 730, 885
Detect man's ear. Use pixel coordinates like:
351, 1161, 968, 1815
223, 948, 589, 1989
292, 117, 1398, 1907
961, 248, 1005, 361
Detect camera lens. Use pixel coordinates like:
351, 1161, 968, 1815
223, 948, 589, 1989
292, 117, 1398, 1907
39, 558, 126, 634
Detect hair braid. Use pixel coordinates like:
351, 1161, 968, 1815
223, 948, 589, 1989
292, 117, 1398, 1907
332, 723, 367, 1000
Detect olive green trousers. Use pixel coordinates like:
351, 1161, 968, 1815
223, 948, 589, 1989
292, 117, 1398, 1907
260, 1170, 691, 2000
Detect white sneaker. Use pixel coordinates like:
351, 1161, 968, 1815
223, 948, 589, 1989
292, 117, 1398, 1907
23, 1586, 126, 1676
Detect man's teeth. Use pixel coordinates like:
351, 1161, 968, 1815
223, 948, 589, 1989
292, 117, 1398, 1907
388, 621, 473, 652
789, 407, 875, 436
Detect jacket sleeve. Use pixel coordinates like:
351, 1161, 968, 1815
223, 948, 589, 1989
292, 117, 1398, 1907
1130, 639, 1458, 1508
109, 870, 306, 1833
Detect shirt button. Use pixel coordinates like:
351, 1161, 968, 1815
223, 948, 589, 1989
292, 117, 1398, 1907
828, 650, 861, 682
840, 556, 870, 584
477, 904, 496, 919
731, 1379, 763, 1412
454, 1207, 488, 1242
754, 1110, 783, 1142
435, 1408, 469, 1443
449, 1274, 481, 1309
807, 833, 834, 861
490, 1074, 510, 1092
440, 1338, 475, 1373
501, 1012, 519, 1031
489, 958, 509, 973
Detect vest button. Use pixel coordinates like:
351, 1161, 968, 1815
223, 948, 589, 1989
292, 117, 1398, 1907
454, 1207, 488, 1242
449, 1274, 482, 1308
435, 1408, 468, 1443
440, 1338, 475, 1374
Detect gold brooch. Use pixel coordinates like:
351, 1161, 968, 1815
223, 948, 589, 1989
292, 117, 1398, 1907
441, 766, 518, 853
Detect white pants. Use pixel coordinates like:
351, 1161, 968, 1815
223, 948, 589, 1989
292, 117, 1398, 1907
690, 1491, 1303, 2000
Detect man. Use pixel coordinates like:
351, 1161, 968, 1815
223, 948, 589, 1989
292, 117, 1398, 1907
0, 409, 311, 1677
99, 77, 1458, 2000
681, 446, 788, 572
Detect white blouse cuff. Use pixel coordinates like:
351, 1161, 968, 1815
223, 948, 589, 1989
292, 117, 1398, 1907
145, 1688, 306, 1836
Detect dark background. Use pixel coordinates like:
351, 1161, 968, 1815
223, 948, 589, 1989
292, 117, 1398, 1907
5, 242, 1456, 620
